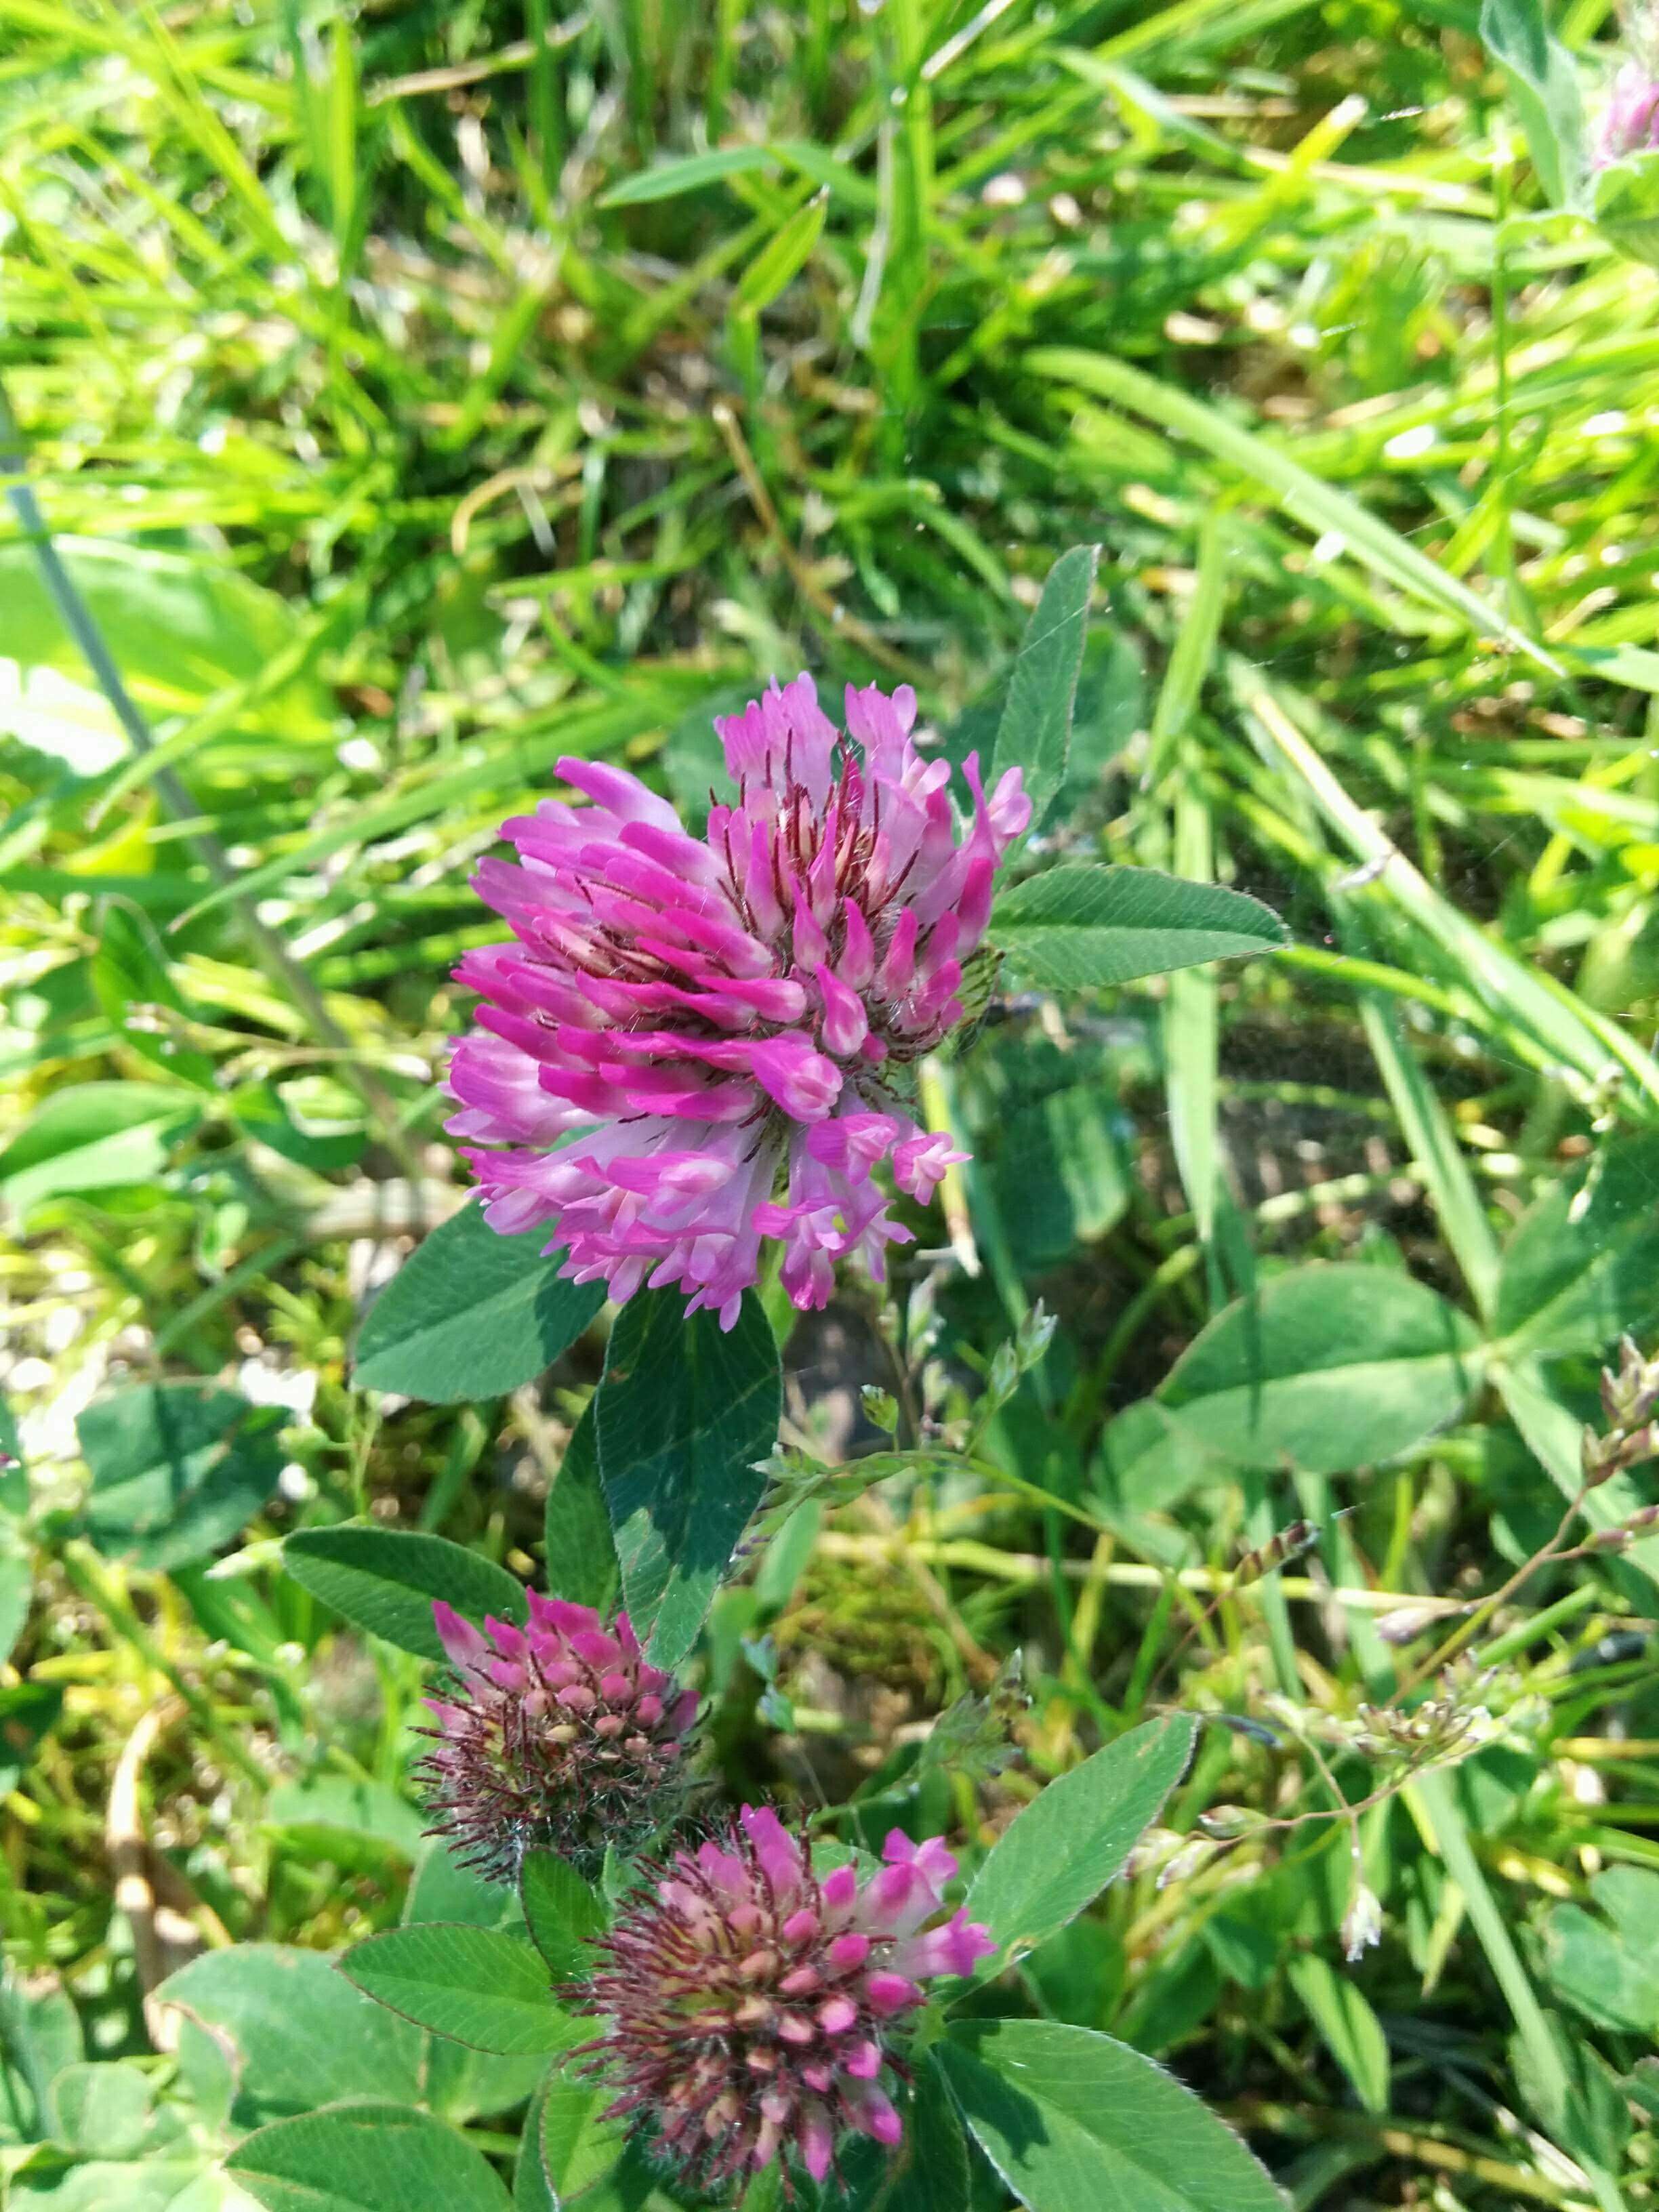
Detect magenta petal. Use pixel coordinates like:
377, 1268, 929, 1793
432, 1601, 489, 1669
749, 1035, 843, 1122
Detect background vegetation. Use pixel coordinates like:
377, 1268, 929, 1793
9, 0, 1659, 2204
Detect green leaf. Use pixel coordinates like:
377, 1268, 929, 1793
1593, 147, 1659, 268
282, 1526, 527, 1662
0, 1683, 63, 1795
407, 1840, 525, 1932
1094, 1396, 1239, 1521
544, 1406, 621, 1613
353, 1201, 603, 1403
516, 2087, 559, 2212
402, 1881, 569, 2110
0, 1082, 203, 1221
0, 537, 331, 735
9, 2159, 230, 2211
947, 626, 1143, 819
521, 1852, 608, 1983
937, 2020, 1285, 2212
0, 1975, 83, 2129
991, 865, 1286, 991
1494, 1132, 1659, 1359
598, 146, 779, 207
594, 1290, 781, 1667
966, 1717, 1196, 1958
226, 2102, 514, 2212
995, 1084, 1129, 1269
263, 1778, 428, 1864
1284, 1954, 1389, 2114
1541, 1868, 1659, 2035
76, 1383, 285, 1571
48, 2061, 154, 2160
989, 544, 1099, 834
156, 1947, 426, 2125
339, 1924, 571, 2055
1157, 1265, 1481, 1476
538, 2066, 634, 2205
1480, 0, 1586, 209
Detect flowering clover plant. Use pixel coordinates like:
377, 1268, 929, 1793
223, 550, 1296, 2211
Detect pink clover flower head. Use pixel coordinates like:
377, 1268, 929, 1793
414, 1594, 697, 1881
577, 1806, 995, 2194
1602, 63, 1659, 161
446, 676, 1029, 1327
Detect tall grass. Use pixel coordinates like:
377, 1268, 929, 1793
7, 2, 1659, 2205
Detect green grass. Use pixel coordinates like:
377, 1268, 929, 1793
10, 0, 1659, 2205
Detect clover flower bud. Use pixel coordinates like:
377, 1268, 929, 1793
575, 1806, 995, 2194
1601, 64, 1659, 163
414, 1596, 697, 1881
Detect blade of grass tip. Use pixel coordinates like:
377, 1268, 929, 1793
1212, 91, 1370, 251
1025, 348, 1559, 673
1410, 1769, 1631, 2212
0, 377, 423, 1184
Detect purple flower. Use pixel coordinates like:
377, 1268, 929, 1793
447, 676, 1029, 1327
415, 1595, 697, 1881
576, 1805, 996, 2194
1601, 64, 1659, 161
